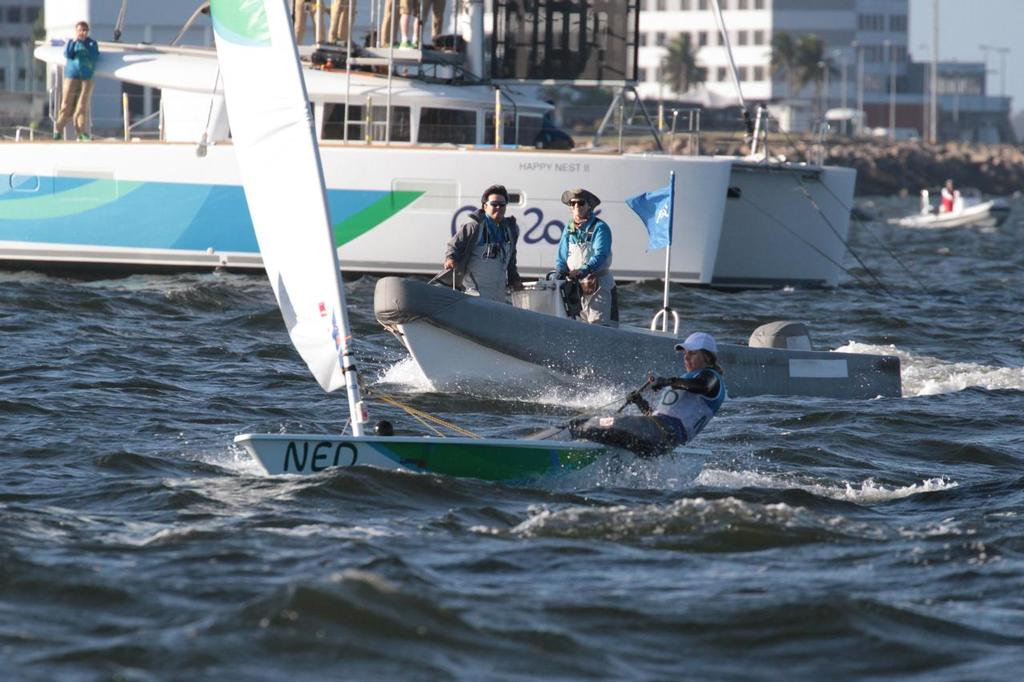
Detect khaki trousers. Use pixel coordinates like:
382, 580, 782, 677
424, 0, 446, 41
328, 0, 357, 43
293, 0, 324, 43
380, 0, 434, 46
55, 78, 95, 135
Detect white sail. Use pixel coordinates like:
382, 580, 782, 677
210, 0, 365, 430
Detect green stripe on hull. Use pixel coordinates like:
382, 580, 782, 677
332, 191, 423, 247
378, 441, 605, 480
2, 180, 145, 219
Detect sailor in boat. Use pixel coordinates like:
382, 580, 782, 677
940, 179, 957, 213
443, 184, 524, 301
555, 189, 618, 326
568, 332, 726, 457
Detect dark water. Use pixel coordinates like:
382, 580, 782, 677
3, 196, 1024, 680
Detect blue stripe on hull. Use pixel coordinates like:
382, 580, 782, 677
0, 177, 392, 253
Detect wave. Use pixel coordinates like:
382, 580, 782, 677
695, 467, 959, 504
838, 341, 1024, 396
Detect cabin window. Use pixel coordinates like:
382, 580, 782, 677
418, 108, 476, 144
322, 103, 411, 142
483, 113, 517, 145
10, 174, 40, 192
322, 103, 359, 140
517, 115, 543, 148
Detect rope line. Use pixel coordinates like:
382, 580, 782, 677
367, 390, 482, 439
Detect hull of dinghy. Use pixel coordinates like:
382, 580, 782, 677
235, 433, 610, 480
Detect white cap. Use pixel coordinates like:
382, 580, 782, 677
674, 332, 717, 355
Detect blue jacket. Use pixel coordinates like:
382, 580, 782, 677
555, 216, 612, 276
64, 37, 100, 80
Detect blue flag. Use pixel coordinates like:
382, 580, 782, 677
625, 180, 674, 251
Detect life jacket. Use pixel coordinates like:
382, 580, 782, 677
565, 217, 615, 323
652, 369, 726, 442
940, 187, 955, 213
462, 213, 513, 301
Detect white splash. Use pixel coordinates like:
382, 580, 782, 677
696, 467, 958, 504
377, 357, 435, 392
836, 341, 1024, 397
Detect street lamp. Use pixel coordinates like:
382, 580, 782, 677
883, 39, 896, 142
979, 43, 1010, 97
839, 47, 847, 109
851, 40, 864, 135
918, 43, 929, 142
994, 46, 1010, 97
817, 60, 828, 121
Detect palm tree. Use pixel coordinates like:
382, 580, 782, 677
660, 33, 706, 97
771, 32, 826, 99
770, 32, 799, 96
793, 35, 826, 95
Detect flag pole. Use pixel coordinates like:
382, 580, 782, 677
661, 171, 674, 319
651, 171, 679, 334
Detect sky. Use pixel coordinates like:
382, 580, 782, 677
908, 0, 1023, 114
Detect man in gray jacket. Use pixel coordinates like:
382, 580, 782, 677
443, 185, 524, 302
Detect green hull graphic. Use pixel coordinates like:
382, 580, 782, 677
2, 180, 145, 220
332, 191, 423, 247
378, 441, 604, 480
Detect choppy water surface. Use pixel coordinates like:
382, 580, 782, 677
2, 196, 1023, 680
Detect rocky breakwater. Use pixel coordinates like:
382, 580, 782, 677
821, 141, 1024, 197
660, 136, 1024, 197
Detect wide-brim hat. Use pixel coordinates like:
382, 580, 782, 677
560, 188, 601, 208
674, 332, 718, 355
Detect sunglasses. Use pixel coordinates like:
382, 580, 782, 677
487, 201, 507, 208
568, 200, 588, 207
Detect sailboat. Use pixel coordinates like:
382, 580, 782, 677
213, 0, 706, 480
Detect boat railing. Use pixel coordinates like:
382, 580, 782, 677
666, 108, 702, 156
124, 108, 162, 142
2, 126, 39, 142
592, 85, 664, 153
810, 120, 830, 166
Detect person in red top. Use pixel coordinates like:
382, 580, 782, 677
940, 179, 956, 213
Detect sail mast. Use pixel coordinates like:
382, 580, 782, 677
210, 0, 367, 435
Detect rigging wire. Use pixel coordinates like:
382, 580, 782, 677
791, 175, 895, 297
737, 194, 884, 294
364, 381, 650, 442
752, 113, 896, 297
815, 178, 933, 294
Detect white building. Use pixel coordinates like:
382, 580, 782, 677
0, 0, 43, 92
636, 0, 909, 119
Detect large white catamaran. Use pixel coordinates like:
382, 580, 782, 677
3, 0, 856, 289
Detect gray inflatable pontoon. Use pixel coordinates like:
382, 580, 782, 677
374, 277, 901, 399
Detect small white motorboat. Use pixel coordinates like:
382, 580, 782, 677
890, 188, 1011, 229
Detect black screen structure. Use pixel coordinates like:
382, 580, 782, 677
490, 1, 640, 85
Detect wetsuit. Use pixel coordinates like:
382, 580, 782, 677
570, 369, 725, 457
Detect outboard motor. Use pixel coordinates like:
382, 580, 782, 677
510, 276, 579, 319
748, 321, 813, 351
